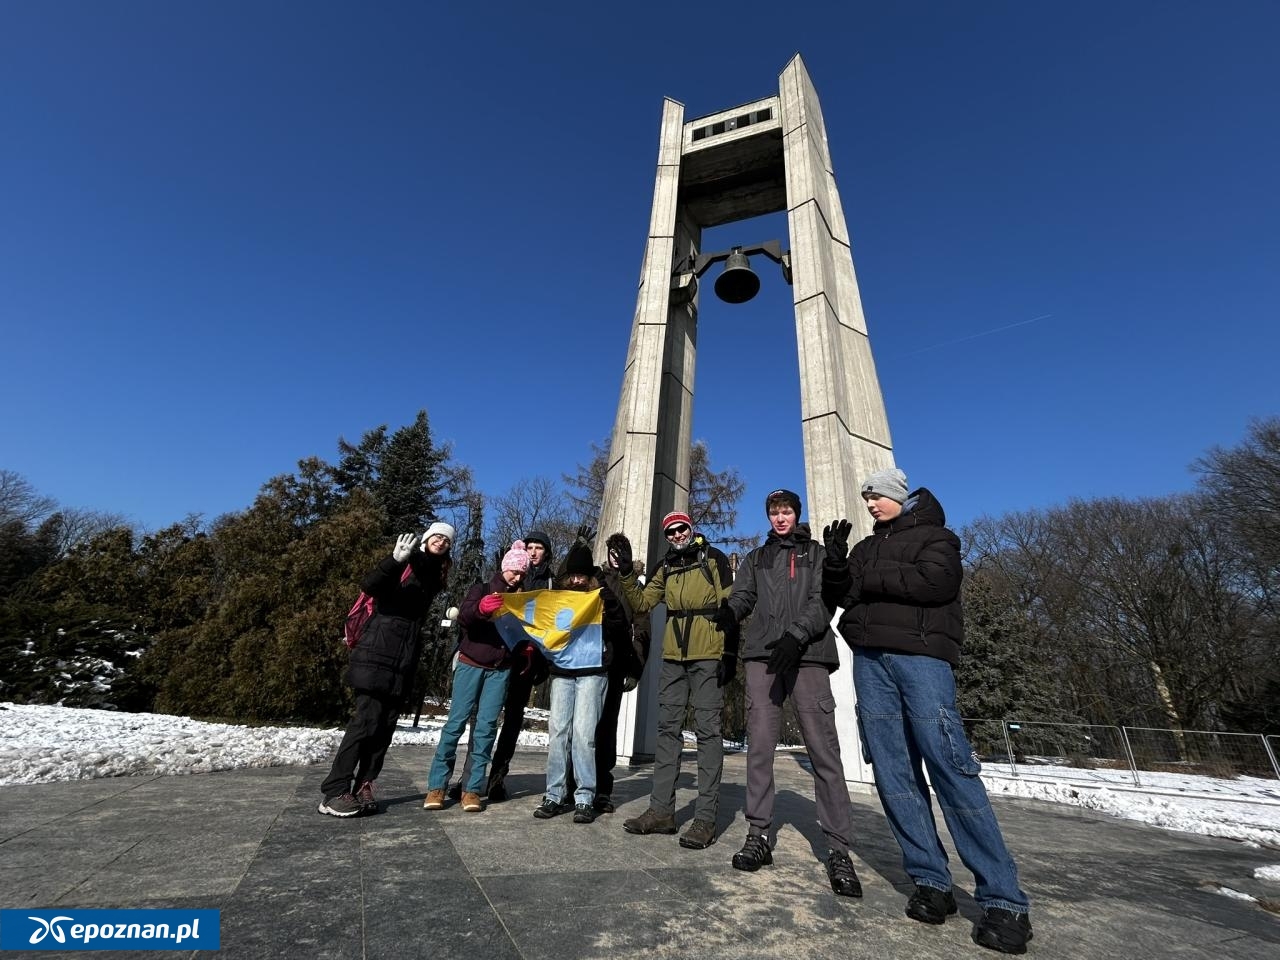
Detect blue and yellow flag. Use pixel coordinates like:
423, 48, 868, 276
492, 588, 603, 671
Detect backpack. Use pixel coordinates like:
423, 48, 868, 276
343, 565, 412, 649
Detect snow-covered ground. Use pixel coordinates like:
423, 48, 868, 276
2, 701, 1278, 890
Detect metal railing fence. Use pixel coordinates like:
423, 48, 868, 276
965, 718, 1280, 786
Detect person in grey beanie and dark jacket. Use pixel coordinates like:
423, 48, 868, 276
822, 468, 1032, 955
713, 488, 861, 898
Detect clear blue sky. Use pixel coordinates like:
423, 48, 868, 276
2, 2, 1276, 541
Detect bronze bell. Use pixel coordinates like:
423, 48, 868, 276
713, 247, 761, 304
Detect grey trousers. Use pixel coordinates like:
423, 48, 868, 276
651, 658, 723, 824
743, 660, 854, 854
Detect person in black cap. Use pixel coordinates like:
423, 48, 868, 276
713, 488, 862, 897
484, 529, 555, 801
532, 541, 629, 823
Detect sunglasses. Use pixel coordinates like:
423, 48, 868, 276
664, 524, 690, 537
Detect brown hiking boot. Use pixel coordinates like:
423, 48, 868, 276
622, 808, 678, 835
461, 791, 483, 812
422, 788, 446, 810
679, 819, 717, 849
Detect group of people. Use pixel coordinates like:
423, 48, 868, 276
318, 467, 1033, 955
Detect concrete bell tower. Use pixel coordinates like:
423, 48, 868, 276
600, 55, 895, 784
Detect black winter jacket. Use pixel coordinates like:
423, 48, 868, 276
346, 550, 448, 699
728, 524, 840, 669
600, 566, 651, 683
822, 488, 964, 665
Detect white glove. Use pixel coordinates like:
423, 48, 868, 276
393, 533, 418, 562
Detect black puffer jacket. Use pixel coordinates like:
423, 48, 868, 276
727, 524, 840, 669
822, 488, 964, 665
346, 550, 448, 698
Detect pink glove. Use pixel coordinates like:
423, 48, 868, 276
478, 593, 502, 616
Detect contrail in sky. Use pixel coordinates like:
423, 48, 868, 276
901, 313, 1052, 356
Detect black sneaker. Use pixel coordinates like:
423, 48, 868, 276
972, 908, 1033, 955
573, 803, 596, 824
906, 884, 957, 924
593, 794, 615, 814
533, 797, 568, 820
825, 850, 862, 898
731, 834, 773, 871
447, 784, 462, 802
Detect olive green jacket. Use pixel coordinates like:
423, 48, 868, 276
618, 535, 734, 662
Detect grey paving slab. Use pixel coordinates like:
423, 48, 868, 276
0, 743, 1277, 959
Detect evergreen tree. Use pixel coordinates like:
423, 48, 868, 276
955, 568, 1077, 737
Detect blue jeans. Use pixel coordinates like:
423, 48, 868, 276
545, 673, 608, 806
853, 648, 1029, 913
428, 662, 510, 793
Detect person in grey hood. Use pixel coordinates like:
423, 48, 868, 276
713, 488, 861, 898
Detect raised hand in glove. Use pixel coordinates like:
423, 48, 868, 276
393, 533, 419, 562
822, 519, 853, 563
606, 533, 633, 571
478, 593, 503, 617
711, 600, 737, 633
765, 633, 804, 675
716, 654, 737, 688
574, 524, 596, 546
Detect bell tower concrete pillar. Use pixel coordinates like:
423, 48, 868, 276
601, 55, 895, 785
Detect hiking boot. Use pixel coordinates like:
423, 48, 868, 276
731, 834, 773, 871
573, 803, 596, 824
355, 780, 377, 814
593, 794, 615, 814
825, 850, 863, 898
972, 908, 1033, 955
461, 791, 483, 812
422, 788, 446, 810
679, 819, 717, 849
622, 808, 678, 835
533, 797, 568, 820
317, 793, 362, 818
906, 884, 958, 924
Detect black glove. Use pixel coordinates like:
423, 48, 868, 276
606, 532, 632, 571
716, 654, 737, 688
711, 600, 737, 633
765, 633, 804, 675
822, 519, 853, 563
574, 524, 596, 546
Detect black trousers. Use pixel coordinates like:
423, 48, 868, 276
488, 668, 537, 780
320, 691, 400, 799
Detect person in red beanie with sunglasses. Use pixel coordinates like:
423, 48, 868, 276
613, 510, 735, 851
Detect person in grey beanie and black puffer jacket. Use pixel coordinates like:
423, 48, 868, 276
822, 468, 1032, 955
714, 488, 861, 898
